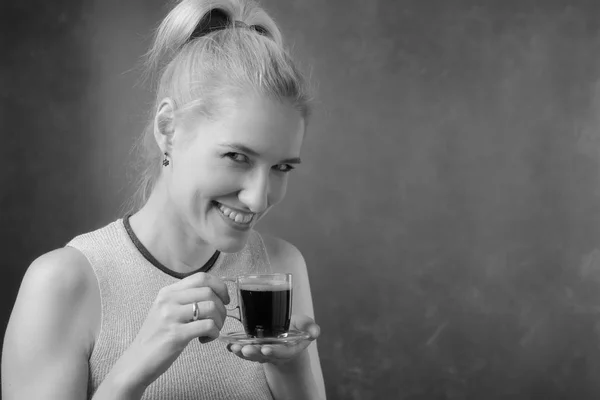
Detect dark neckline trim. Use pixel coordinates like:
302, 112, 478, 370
122, 214, 220, 279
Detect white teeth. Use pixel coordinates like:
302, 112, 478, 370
217, 203, 254, 224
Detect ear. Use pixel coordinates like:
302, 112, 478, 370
154, 98, 176, 154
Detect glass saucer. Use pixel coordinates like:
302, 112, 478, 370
218, 329, 311, 346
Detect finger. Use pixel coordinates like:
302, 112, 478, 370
227, 344, 271, 362
195, 300, 226, 330
168, 300, 225, 328
174, 300, 226, 330
171, 286, 217, 305
171, 288, 227, 322
229, 346, 268, 363
228, 344, 244, 357
229, 343, 242, 353
171, 273, 230, 305
291, 315, 321, 340
241, 345, 262, 358
182, 318, 220, 343
259, 344, 305, 359
306, 324, 321, 339
261, 345, 275, 357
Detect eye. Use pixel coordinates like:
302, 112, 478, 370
273, 164, 295, 173
225, 152, 249, 163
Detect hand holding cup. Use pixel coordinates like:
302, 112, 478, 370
226, 314, 320, 365
119, 272, 230, 389
220, 273, 319, 365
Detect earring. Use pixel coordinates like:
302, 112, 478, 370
162, 152, 170, 167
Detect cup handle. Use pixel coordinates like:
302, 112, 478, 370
221, 277, 241, 322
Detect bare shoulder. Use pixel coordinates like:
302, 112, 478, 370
6, 245, 100, 349
259, 233, 306, 273
23, 246, 97, 297
2, 246, 99, 398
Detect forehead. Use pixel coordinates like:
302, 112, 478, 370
189, 95, 305, 158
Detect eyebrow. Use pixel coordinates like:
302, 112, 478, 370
219, 142, 302, 164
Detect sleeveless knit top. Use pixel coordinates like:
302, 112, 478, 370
66, 218, 275, 400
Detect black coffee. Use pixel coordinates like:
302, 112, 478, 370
239, 284, 291, 338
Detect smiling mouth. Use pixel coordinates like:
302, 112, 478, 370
214, 201, 255, 225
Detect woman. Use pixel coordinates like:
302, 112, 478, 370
1, 0, 325, 398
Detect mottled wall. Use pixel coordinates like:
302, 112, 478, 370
4, 0, 600, 399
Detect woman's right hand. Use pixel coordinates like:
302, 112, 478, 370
112, 272, 230, 391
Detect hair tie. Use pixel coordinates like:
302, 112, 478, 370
188, 8, 269, 43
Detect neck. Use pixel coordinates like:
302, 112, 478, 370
128, 179, 217, 274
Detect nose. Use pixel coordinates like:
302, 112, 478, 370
239, 169, 269, 213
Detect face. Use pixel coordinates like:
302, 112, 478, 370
165, 94, 305, 253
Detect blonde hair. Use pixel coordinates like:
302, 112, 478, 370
130, 0, 312, 210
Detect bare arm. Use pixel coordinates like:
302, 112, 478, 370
262, 235, 326, 400
2, 248, 100, 400
2, 247, 233, 400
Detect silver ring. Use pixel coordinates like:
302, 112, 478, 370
191, 302, 199, 322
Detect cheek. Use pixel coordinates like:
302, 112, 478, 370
190, 189, 204, 215
175, 167, 244, 207
169, 167, 210, 210
210, 170, 244, 193
268, 177, 288, 205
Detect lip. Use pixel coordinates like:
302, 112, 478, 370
213, 201, 253, 232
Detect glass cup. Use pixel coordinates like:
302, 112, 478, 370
224, 273, 293, 338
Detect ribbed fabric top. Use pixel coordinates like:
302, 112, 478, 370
66, 218, 274, 400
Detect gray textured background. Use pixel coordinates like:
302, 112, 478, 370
4, 0, 600, 398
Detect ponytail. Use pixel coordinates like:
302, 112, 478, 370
143, 0, 282, 85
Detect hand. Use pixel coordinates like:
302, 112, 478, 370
119, 273, 230, 389
226, 314, 320, 366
